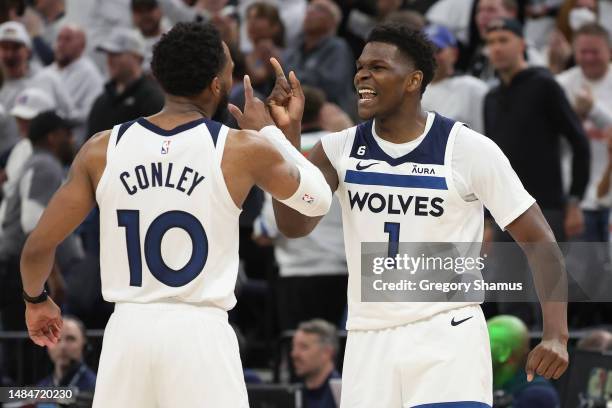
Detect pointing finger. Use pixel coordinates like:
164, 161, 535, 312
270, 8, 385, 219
243, 75, 254, 101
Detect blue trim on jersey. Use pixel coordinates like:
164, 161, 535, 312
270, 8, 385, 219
350, 113, 456, 166
116, 119, 137, 145
136, 117, 222, 146
412, 403, 491, 408
344, 169, 448, 190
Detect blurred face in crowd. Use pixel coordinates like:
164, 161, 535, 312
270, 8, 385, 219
0, 41, 29, 79
355, 42, 419, 120
15, 117, 29, 138
575, 0, 597, 12
476, 0, 515, 39
433, 46, 458, 81
49, 127, 75, 165
246, 7, 280, 45
34, 0, 55, 14
291, 330, 334, 378
106, 51, 142, 84
303, 1, 335, 37
574, 34, 610, 80
377, 0, 403, 17
486, 30, 525, 73
132, 4, 163, 38
47, 319, 85, 370
199, 0, 228, 13
54, 26, 85, 68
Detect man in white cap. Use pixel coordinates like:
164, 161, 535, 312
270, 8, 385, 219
0, 88, 57, 229
0, 21, 74, 118
87, 27, 164, 137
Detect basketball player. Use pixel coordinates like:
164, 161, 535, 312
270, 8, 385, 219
20, 23, 332, 407
263, 23, 569, 407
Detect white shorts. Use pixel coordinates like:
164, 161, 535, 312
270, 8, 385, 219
340, 305, 492, 408
92, 302, 249, 408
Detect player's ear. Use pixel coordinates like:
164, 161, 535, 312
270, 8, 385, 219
405, 70, 423, 94
211, 76, 221, 97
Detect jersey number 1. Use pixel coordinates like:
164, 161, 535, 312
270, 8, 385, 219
384, 222, 400, 258
117, 210, 209, 287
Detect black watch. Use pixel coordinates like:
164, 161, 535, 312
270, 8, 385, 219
22, 289, 48, 304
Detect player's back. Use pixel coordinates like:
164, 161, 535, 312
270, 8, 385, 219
96, 116, 241, 309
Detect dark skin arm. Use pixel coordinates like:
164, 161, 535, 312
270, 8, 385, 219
506, 204, 569, 381
21, 130, 109, 347
264, 58, 339, 237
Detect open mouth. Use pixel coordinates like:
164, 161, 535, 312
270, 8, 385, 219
358, 89, 377, 101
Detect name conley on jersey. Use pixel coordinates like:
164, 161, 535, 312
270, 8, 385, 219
348, 190, 444, 216
119, 162, 205, 196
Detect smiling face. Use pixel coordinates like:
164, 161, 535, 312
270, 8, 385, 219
354, 41, 422, 120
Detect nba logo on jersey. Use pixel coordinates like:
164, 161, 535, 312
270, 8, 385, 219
161, 140, 171, 154
302, 193, 315, 204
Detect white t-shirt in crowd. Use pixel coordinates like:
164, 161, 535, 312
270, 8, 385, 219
557, 64, 612, 209
422, 75, 488, 133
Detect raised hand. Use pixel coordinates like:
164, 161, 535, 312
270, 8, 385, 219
228, 75, 275, 131
267, 58, 304, 138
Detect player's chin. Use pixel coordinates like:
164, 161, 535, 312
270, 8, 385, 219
357, 104, 376, 120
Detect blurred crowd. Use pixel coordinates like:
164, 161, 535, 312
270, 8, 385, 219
0, 0, 610, 406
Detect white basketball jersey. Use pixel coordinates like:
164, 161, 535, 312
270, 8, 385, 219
96, 117, 241, 310
324, 113, 484, 330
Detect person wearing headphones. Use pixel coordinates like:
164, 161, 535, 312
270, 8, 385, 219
37, 315, 96, 392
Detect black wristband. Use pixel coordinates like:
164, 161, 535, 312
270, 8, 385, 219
23, 289, 48, 304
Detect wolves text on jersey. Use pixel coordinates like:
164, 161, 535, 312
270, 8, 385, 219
348, 190, 444, 217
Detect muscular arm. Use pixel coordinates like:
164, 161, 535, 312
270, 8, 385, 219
20, 132, 109, 297
272, 141, 339, 238
506, 203, 569, 380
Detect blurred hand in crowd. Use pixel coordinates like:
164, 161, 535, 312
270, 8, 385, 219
548, 30, 572, 74
564, 201, 585, 238
574, 84, 594, 119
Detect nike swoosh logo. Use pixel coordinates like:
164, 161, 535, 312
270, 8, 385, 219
356, 161, 379, 171
451, 316, 473, 326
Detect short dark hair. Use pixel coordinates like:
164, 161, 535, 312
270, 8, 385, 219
366, 23, 437, 95
28, 111, 70, 145
151, 22, 226, 97
574, 22, 611, 45
302, 86, 326, 125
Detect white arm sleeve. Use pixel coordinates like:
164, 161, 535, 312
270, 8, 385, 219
452, 127, 536, 230
259, 126, 332, 217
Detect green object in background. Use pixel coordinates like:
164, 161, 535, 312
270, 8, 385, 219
488, 315, 530, 389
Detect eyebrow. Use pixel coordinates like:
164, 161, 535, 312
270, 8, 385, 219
356, 59, 388, 67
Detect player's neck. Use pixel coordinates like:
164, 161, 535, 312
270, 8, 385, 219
161, 96, 214, 120
374, 107, 428, 144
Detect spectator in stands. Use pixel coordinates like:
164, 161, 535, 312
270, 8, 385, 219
488, 315, 560, 408
0, 111, 79, 383
1, 88, 56, 213
47, 24, 103, 145
0, 0, 25, 24
576, 329, 612, 352
254, 86, 348, 332
0, 21, 74, 117
467, 0, 546, 83
244, 2, 284, 94
422, 24, 488, 133
38, 315, 96, 391
484, 18, 590, 241
291, 319, 341, 408
131, 0, 169, 74
31, 0, 66, 62
548, 0, 599, 74
284, 0, 356, 119
557, 23, 612, 242
346, 0, 405, 42
87, 27, 164, 137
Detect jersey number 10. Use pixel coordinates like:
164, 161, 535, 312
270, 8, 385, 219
117, 210, 209, 287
